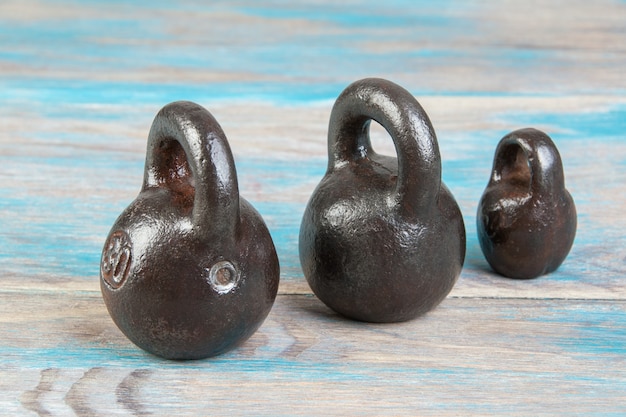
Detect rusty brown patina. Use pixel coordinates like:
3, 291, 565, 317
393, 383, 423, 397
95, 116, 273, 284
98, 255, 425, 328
299, 78, 466, 323
477, 128, 577, 279
100, 101, 279, 360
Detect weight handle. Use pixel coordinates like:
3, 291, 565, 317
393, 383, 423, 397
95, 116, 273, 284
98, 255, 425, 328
143, 101, 240, 240
328, 78, 442, 215
492, 128, 566, 198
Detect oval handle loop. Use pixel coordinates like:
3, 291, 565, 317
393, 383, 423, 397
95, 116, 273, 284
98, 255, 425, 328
143, 101, 239, 240
491, 128, 566, 198
328, 78, 442, 216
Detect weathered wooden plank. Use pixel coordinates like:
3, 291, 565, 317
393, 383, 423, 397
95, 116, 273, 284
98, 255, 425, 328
1, 0, 626, 415
1, 0, 625, 95
2, 97, 625, 299
0, 290, 624, 416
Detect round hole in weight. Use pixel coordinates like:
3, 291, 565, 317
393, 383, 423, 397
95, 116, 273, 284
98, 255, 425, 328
207, 261, 240, 294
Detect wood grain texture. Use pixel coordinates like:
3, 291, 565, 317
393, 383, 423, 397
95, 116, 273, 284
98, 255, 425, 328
1, 0, 625, 415
1, 291, 625, 416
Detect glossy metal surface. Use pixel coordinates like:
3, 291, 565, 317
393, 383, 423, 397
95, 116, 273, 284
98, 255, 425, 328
100, 101, 279, 360
477, 128, 577, 279
299, 78, 466, 323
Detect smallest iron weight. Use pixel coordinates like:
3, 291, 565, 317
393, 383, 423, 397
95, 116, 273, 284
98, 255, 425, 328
477, 128, 577, 279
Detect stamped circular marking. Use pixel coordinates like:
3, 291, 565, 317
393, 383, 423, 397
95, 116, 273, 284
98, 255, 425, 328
206, 260, 240, 294
101, 230, 132, 289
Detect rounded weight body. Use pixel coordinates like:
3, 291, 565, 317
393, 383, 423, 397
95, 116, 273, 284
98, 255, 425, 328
477, 128, 577, 279
299, 78, 466, 323
100, 101, 279, 360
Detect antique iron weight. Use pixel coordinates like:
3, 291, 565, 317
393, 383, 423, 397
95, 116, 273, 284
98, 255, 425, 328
477, 128, 577, 279
100, 101, 279, 359
299, 78, 466, 323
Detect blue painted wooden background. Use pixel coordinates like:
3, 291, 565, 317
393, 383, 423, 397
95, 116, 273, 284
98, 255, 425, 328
1, 1, 625, 415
